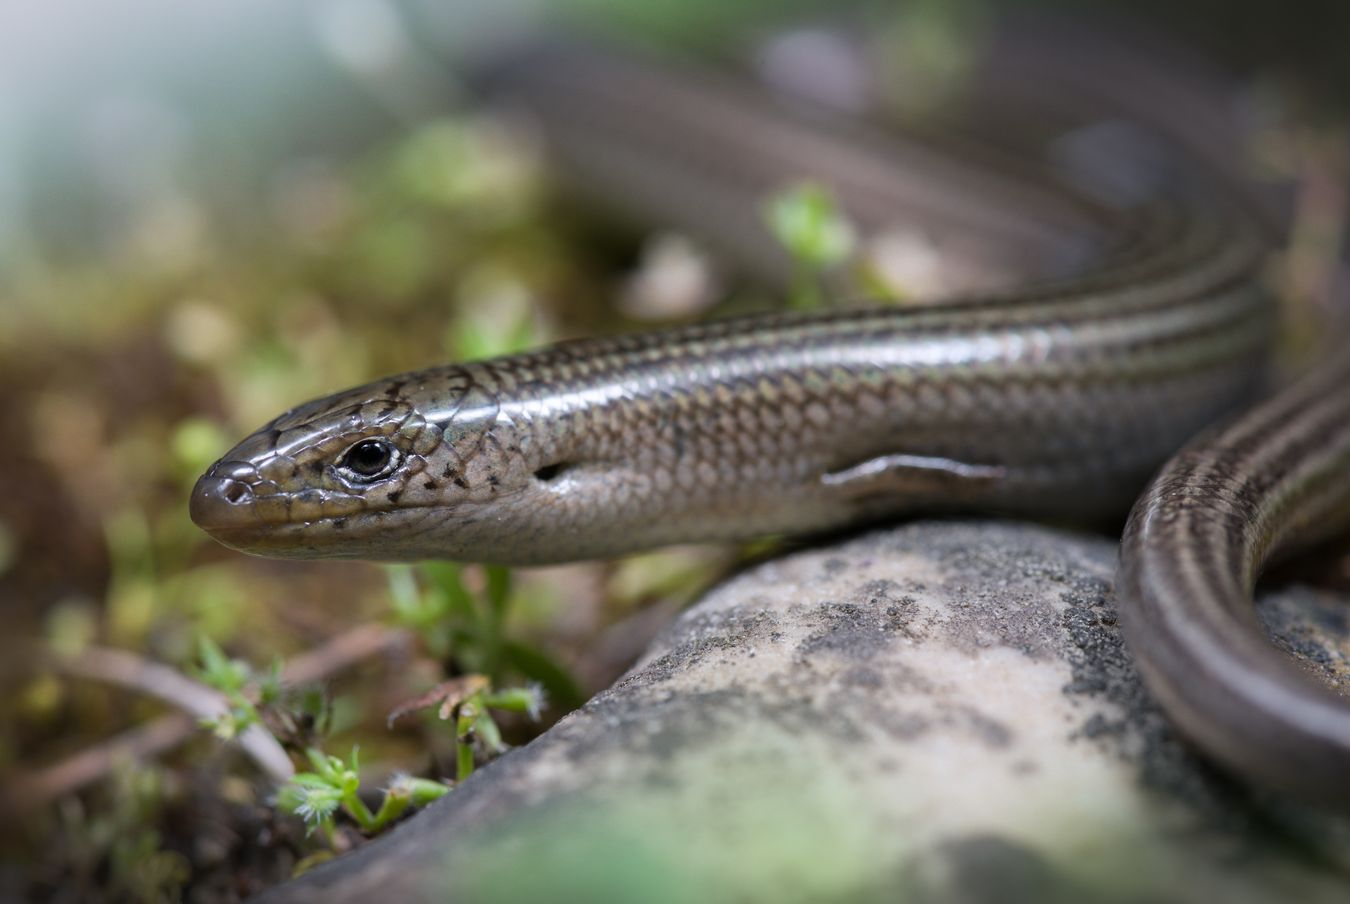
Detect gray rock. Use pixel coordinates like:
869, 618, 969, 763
265, 521, 1350, 903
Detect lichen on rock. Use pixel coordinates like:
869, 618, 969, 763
266, 521, 1350, 903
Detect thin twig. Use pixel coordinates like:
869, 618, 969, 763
50, 644, 297, 782
5, 624, 412, 811
282, 623, 409, 685
8, 713, 198, 812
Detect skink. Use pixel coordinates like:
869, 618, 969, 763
1118, 352, 1350, 803
189, 42, 1350, 802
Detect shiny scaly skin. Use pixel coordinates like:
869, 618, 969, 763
191, 44, 1350, 802
192, 203, 1271, 563
1118, 353, 1350, 804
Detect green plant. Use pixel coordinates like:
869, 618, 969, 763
194, 636, 281, 741
194, 630, 546, 844
386, 563, 585, 710
193, 636, 442, 844
276, 674, 543, 840
762, 181, 857, 310
452, 683, 546, 781
276, 747, 450, 841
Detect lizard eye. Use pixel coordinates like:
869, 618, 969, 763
337, 439, 400, 483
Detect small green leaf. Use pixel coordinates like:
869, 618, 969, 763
473, 709, 504, 754
305, 747, 337, 780
200, 699, 259, 741
763, 182, 856, 270
367, 783, 412, 832
279, 780, 342, 832
456, 701, 478, 739
406, 777, 452, 807
342, 791, 376, 832
457, 742, 475, 782
196, 636, 249, 693
501, 640, 584, 711
483, 684, 546, 722
456, 701, 479, 781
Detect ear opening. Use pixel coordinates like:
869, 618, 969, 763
533, 462, 569, 482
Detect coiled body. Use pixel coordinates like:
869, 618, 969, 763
190, 37, 1350, 802
1118, 353, 1350, 803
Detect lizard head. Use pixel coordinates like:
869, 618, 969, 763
189, 367, 542, 561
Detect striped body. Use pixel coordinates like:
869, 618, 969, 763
189, 39, 1350, 803
1119, 354, 1350, 802
190, 207, 1271, 563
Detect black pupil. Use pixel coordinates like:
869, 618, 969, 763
345, 441, 391, 476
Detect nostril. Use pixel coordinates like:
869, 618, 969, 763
190, 474, 260, 531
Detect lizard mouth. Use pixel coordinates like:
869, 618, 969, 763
190, 458, 425, 558
190, 456, 376, 535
